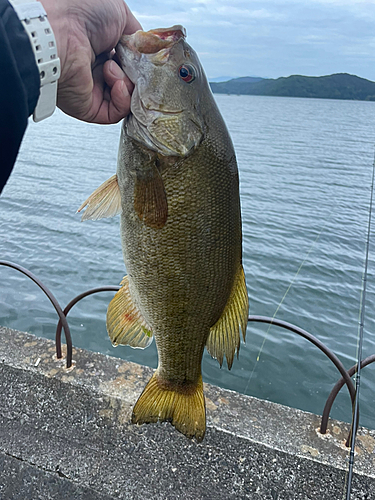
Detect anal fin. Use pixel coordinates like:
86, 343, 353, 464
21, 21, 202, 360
106, 276, 153, 348
206, 265, 249, 369
78, 174, 121, 221
132, 373, 206, 442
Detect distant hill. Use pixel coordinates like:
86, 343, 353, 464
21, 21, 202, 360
209, 76, 234, 82
209, 73, 375, 101
209, 76, 264, 84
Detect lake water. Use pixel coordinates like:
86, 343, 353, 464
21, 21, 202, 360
1, 95, 375, 432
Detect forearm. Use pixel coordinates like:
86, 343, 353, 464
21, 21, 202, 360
0, 0, 40, 193
0, 0, 141, 193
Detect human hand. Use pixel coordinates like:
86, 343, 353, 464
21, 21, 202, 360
39, 0, 142, 124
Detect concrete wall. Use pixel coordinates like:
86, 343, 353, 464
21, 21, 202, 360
0, 326, 374, 499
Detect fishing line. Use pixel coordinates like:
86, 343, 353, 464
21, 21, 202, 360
343, 150, 375, 500
244, 218, 330, 394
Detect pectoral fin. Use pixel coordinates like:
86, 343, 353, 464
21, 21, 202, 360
78, 174, 121, 221
134, 160, 168, 229
206, 265, 249, 369
107, 276, 153, 348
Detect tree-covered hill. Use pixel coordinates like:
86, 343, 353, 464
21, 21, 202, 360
209, 73, 375, 101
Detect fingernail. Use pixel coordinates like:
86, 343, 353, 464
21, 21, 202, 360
109, 60, 125, 79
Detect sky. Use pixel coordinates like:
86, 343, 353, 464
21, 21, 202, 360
126, 0, 375, 81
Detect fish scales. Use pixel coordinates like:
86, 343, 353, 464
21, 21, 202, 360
78, 25, 249, 441
118, 120, 240, 382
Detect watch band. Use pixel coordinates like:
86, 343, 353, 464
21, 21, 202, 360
10, 0, 60, 122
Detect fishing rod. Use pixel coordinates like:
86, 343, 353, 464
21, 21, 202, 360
344, 150, 375, 500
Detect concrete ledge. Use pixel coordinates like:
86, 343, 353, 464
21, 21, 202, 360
0, 326, 374, 499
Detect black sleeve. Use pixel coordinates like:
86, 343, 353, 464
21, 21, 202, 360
0, 0, 40, 194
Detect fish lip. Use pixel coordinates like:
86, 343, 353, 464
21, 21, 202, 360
115, 26, 186, 75
116, 26, 187, 88
115, 42, 138, 73
118, 26, 186, 56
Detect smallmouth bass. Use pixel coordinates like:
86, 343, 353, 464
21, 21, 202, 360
78, 26, 249, 442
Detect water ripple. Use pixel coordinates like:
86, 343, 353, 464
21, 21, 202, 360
1, 97, 375, 430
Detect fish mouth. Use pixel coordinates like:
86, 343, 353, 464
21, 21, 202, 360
117, 25, 186, 56
116, 25, 187, 114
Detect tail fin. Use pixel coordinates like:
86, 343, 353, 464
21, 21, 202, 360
132, 373, 206, 442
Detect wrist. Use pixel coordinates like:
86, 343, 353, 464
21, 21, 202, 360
10, 0, 61, 121
38, 0, 93, 90
38, 0, 67, 74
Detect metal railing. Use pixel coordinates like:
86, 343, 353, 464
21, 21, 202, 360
1, 260, 374, 445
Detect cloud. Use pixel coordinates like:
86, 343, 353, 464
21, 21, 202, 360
127, 0, 375, 81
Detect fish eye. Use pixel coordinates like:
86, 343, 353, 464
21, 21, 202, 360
178, 64, 195, 83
